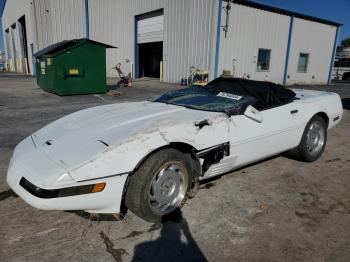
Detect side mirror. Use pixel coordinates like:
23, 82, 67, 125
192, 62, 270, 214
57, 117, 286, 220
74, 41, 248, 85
244, 105, 263, 123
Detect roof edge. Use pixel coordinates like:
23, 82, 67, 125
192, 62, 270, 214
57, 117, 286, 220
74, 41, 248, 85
227, 0, 342, 27
34, 38, 117, 57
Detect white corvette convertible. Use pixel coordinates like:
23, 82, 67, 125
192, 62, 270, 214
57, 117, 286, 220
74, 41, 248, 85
7, 78, 343, 222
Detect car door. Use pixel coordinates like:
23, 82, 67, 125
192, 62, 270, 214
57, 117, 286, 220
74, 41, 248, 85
229, 100, 304, 169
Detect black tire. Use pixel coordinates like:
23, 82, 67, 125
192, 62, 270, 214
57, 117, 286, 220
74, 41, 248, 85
288, 115, 327, 162
125, 148, 192, 222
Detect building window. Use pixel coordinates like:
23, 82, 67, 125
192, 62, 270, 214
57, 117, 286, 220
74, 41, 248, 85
257, 48, 271, 71
297, 53, 309, 73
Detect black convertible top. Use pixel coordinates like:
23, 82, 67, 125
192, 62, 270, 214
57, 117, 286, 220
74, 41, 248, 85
205, 77, 296, 110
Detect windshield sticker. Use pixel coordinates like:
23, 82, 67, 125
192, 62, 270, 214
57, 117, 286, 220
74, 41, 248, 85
217, 92, 242, 100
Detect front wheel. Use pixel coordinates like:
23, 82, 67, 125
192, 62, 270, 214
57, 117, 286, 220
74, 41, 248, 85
125, 149, 192, 222
288, 115, 327, 162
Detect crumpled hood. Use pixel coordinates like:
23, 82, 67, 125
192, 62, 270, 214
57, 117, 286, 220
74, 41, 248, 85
31, 101, 214, 173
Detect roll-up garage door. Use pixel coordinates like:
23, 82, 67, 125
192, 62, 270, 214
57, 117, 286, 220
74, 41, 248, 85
137, 14, 164, 44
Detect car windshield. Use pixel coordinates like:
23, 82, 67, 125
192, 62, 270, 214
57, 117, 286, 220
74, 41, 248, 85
154, 87, 257, 115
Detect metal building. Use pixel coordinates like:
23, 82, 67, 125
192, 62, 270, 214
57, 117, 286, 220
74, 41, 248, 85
1, 0, 341, 84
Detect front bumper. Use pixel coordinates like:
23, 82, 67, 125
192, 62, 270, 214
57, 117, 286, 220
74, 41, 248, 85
19, 177, 105, 199
7, 165, 128, 213
6, 137, 129, 214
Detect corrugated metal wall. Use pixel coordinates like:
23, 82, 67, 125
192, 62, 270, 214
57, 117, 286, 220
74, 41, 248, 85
217, 3, 337, 85
218, 3, 290, 83
164, 0, 216, 83
33, 0, 53, 50
7, 0, 337, 83
49, 0, 86, 44
286, 18, 336, 84
88, 0, 163, 79
88, 0, 216, 83
33, 0, 85, 50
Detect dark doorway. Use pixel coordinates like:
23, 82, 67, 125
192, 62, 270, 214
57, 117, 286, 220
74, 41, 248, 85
138, 41, 163, 78
18, 15, 30, 74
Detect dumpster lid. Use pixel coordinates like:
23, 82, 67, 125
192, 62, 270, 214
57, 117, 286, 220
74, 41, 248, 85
34, 38, 117, 57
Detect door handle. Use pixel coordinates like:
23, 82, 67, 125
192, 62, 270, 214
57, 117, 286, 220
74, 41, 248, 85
290, 109, 298, 114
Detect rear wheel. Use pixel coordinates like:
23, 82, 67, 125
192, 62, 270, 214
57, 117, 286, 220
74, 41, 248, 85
288, 115, 327, 162
125, 148, 192, 222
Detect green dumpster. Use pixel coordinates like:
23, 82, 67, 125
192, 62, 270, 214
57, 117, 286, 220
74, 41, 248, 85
34, 38, 116, 95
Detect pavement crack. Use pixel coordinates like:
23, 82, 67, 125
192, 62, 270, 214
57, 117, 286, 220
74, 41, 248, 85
121, 230, 144, 239
325, 158, 341, 163
0, 189, 18, 201
199, 182, 216, 190
121, 223, 161, 239
295, 188, 350, 232
99, 231, 128, 262
147, 223, 161, 232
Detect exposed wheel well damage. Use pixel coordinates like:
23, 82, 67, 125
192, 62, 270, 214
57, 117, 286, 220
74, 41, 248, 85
132, 142, 198, 172
314, 112, 329, 127
196, 142, 230, 173
131, 141, 231, 178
